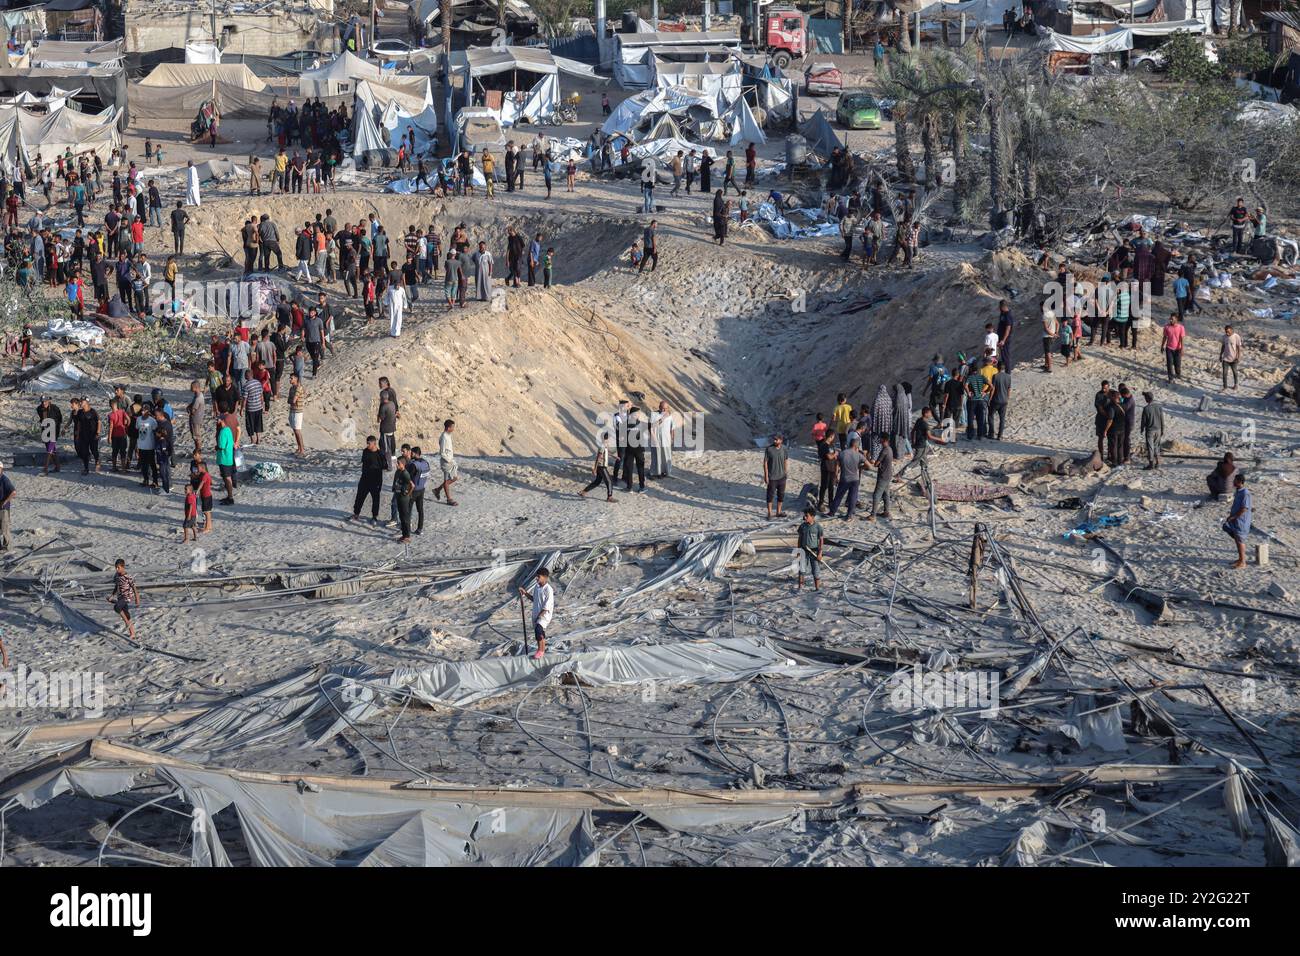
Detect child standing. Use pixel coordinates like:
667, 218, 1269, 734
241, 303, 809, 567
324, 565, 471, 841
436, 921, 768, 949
543, 247, 554, 288
182, 483, 198, 541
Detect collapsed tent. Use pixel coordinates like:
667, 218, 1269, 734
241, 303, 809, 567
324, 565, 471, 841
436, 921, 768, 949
799, 108, 843, 161
131, 62, 277, 120
0, 67, 128, 127
651, 58, 743, 104
353, 94, 440, 161
726, 96, 766, 146
298, 50, 388, 98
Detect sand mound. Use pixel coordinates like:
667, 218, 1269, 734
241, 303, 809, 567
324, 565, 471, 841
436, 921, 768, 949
301, 288, 756, 457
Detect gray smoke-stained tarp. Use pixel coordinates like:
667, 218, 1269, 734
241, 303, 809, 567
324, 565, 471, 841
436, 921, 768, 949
149, 636, 823, 759
615, 531, 747, 604
346, 636, 823, 712
164, 766, 595, 867
1042, 29, 1132, 55
5, 765, 148, 810
799, 109, 842, 161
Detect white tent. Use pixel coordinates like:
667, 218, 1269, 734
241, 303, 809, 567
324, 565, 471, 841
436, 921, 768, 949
613, 31, 742, 89
651, 59, 742, 106
299, 51, 386, 98
0, 102, 121, 164
919, 0, 1019, 24
499, 73, 558, 126
1044, 29, 1132, 54
727, 96, 766, 147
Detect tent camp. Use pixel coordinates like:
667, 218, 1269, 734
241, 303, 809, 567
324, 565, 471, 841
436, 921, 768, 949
131, 62, 277, 120
0, 102, 122, 165
1042, 19, 1208, 55
613, 31, 742, 89
298, 51, 387, 98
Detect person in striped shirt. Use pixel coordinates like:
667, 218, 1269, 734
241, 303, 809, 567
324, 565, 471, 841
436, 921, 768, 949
107, 559, 139, 640
240, 371, 265, 444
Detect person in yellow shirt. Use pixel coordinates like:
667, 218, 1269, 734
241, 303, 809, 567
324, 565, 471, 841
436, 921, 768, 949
831, 393, 853, 450
481, 149, 495, 198
274, 148, 288, 194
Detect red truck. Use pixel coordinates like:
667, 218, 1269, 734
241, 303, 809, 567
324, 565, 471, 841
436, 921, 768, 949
761, 6, 809, 70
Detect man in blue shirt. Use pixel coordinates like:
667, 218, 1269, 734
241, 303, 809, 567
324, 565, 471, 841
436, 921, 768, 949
409, 446, 431, 535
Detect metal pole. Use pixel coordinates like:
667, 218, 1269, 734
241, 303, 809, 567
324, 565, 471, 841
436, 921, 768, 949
960, 12, 966, 45
914, 10, 921, 50
703, 0, 711, 32
652, 0, 659, 32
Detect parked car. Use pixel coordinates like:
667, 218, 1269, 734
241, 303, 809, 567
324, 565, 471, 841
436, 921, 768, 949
835, 90, 883, 130
804, 61, 843, 95
371, 38, 416, 66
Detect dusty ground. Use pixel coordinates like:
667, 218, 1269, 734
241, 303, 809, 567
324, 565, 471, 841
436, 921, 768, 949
0, 62, 1298, 866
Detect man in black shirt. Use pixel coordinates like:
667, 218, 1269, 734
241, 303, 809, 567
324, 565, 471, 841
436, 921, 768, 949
350, 435, 387, 521
170, 202, 189, 254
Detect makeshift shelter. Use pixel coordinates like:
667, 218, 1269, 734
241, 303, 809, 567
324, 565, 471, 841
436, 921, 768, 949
450, 46, 596, 127
726, 96, 766, 147
353, 87, 440, 162
651, 59, 743, 105
0, 103, 121, 164
42, 0, 102, 40
799, 108, 842, 161
613, 31, 742, 89
0, 64, 126, 124
298, 50, 386, 98
919, 0, 1020, 26
27, 38, 124, 69
131, 62, 276, 120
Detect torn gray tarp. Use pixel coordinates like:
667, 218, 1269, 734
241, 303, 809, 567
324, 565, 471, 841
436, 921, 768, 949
149, 636, 824, 758
798, 108, 842, 161
614, 531, 746, 605
168, 765, 594, 867
1057, 694, 1127, 752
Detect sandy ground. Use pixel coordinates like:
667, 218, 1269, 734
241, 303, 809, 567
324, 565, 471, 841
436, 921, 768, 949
0, 64, 1298, 866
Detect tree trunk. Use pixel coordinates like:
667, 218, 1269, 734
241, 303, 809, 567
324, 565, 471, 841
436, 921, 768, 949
441, 0, 453, 54
897, 10, 912, 55
987, 89, 1005, 230
894, 103, 916, 182
842, 0, 852, 54
921, 114, 937, 191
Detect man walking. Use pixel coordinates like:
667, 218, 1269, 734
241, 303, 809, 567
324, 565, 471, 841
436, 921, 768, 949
865, 435, 894, 521
435, 419, 458, 505
1140, 391, 1164, 470
1220, 324, 1242, 391
1161, 313, 1185, 384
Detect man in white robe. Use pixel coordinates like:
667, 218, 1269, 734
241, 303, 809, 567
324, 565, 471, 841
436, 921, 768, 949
386, 282, 406, 337
472, 242, 493, 301
185, 160, 201, 207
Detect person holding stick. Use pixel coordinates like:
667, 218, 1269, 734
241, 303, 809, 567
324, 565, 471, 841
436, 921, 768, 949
519, 567, 555, 660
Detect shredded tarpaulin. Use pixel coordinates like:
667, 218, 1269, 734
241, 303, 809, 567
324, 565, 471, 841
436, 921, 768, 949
614, 531, 746, 604
1058, 694, 1127, 752
1223, 762, 1253, 840
1264, 810, 1300, 867
19, 357, 89, 391
1003, 819, 1052, 866
1063, 514, 1127, 540
149, 637, 825, 757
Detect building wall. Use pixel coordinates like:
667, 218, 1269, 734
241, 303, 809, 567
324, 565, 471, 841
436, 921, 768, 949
123, 3, 335, 56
